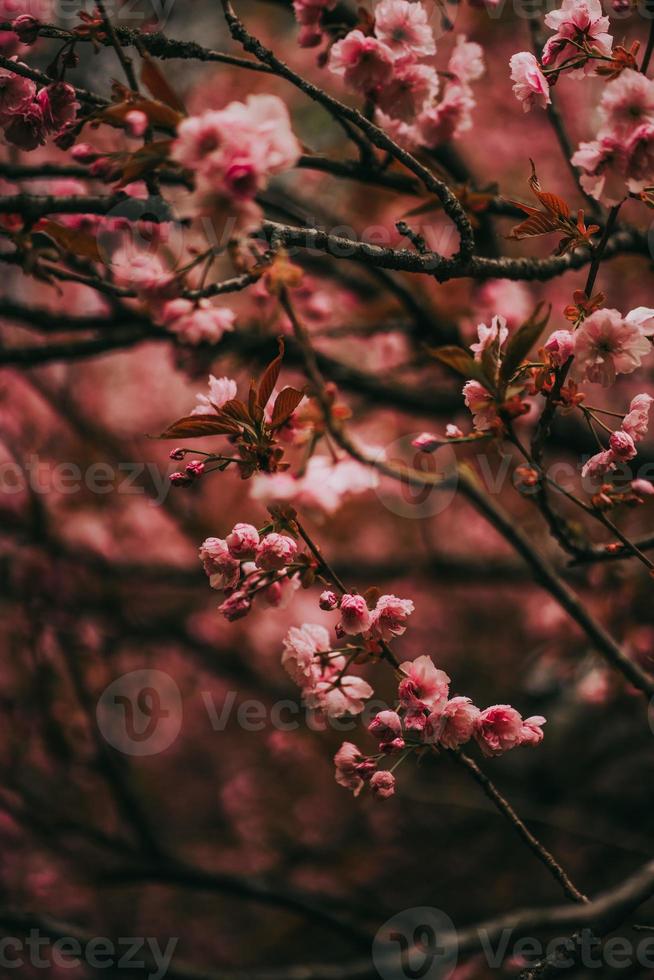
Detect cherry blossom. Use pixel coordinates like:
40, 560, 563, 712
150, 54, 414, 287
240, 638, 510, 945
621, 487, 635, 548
339, 594, 372, 635
509, 52, 551, 112
572, 308, 652, 386
191, 376, 238, 415
373, 0, 436, 61
369, 594, 415, 640
542, 0, 612, 77
328, 31, 395, 94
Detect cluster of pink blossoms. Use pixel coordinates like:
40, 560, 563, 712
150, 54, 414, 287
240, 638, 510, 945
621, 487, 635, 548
171, 94, 301, 228
110, 241, 236, 346
335, 655, 545, 799
0, 60, 78, 149
510, 0, 613, 112
581, 393, 653, 480
282, 593, 414, 714
319, 0, 483, 149
199, 524, 301, 621
572, 70, 654, 205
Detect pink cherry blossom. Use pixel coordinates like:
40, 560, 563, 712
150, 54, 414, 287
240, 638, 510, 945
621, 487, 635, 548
310, 674, 374, 717
598, 69, 654, 138
609, 429, 637, 461
448, 36, 484, 84
329, 31, 395, 94
370, 770, 396, 798
475, 704, 524, 757
462, 380, 497, 430
412, 432, 440, 452
373, 0, 436, 61
282, 623, 331, 687
339, 594, 372, 635
509, 52, 550, 112
369, 594, 415, 640
624, 123, 654, 194
369, 710, 404, 749
191, 375, 238, 415
417, 83, 474, 147
334, 741, 366, 795
470, 314, 508, 362
632, 479, 654, 496
544, 329, 575, 366
226, 523, 260, 559
218, 591, 252, 621
3, 100, 44, 149
625, 307, 654, 336
622, 394, 653, 442
542, 0, 612, 77
376, 62, 439, 123
255, 533, 298, 571
0, 58, 34, 123
319, 590, 338, 610
571, 135, 628, 206
171, 95, 300, 200
161, 299, 236, 345
519, 715, 546, 747
581, 449, 616, 480
438, 696, 481, 749
36, 81, 78, 132
573, 308, 651, 386
399, 655, 450, 712
198, 537, 240, 590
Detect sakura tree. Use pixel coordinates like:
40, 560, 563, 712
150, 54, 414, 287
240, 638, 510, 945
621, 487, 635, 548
1, 0, 654, 976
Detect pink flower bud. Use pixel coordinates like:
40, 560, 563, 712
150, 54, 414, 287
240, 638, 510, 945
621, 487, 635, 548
411, 432, 440, 452
71, 142, 99, 164
370, 770, 396, 798
169, 448, 185, 460
319, 590, 338, 610
218, 591, 252, 621
544, 329, 574, 367
255, 532, 297, 571
632, 478, 654, 496
11, 15, 40, 44
226, 522, 260, 559
609, 429, 637, 461
125, 109, 148, 138
185, 460, 205, 478
169, 471, 192, 487
339, 594, 371, 635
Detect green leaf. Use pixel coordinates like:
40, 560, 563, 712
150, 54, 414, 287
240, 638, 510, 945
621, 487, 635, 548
499, 303, 551, 387
426, 345, 494, 392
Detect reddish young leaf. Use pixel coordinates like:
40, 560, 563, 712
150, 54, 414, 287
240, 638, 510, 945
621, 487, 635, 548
140, 53, 186, 114
537, 191, 571, 219
270, 386, 305, 428
158, 414, 240, 439
38, 220, 102, 262
258, 338, 285, 410
508, 213, 559, 239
